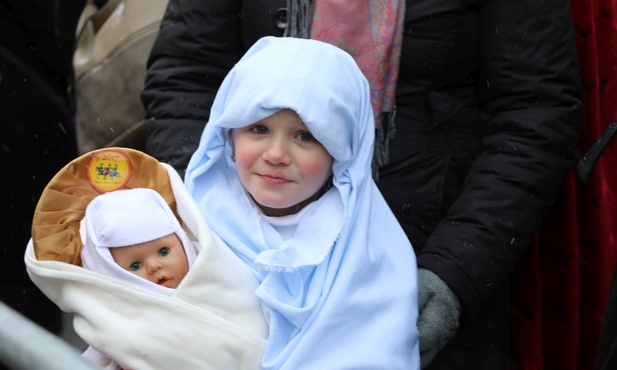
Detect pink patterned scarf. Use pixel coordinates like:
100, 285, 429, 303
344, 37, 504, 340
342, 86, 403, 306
285, 0, 406, 169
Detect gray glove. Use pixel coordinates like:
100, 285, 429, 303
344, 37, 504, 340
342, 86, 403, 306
417, 268, 462, 369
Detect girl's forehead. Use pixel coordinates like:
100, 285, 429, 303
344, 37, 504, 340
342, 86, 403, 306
258, 109, 305, 125
257, 108, 298, 119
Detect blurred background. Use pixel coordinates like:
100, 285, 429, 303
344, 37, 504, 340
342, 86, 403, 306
0, 0, 88, 359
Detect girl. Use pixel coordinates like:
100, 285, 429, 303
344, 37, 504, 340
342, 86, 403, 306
184, 36, 420, 369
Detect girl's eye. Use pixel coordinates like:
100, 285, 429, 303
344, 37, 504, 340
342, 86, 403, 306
159, 247, 170, 257
250, 125, 269, 135
297, 132, 315, 142
130, 262, 142, 271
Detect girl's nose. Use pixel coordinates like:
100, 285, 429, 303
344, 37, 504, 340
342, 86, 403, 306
263, 138, 289, 165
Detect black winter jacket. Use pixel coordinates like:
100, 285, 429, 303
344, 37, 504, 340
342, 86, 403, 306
142, 0, 582, 329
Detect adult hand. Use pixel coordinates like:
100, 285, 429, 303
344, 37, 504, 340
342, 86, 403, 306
417, 268, 462, 368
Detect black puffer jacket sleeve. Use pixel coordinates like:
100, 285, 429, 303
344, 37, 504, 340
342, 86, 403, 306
416, 0, 583, 319
140, 0, 285, 177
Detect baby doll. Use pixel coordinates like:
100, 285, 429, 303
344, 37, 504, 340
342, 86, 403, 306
79, 187, 199, 368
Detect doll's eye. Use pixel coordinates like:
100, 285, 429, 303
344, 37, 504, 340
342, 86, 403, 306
159, 247, 170, 257
130, 262, 142, 271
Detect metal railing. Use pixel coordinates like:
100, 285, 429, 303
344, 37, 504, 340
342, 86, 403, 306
0, 301, 97, 370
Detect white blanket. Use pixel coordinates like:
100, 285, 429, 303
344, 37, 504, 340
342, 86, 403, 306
25, 163, 267, 370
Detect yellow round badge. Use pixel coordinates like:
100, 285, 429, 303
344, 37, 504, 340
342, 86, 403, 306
86, 149, 132, 193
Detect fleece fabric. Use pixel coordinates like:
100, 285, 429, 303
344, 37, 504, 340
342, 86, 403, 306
26, 154, 267, 370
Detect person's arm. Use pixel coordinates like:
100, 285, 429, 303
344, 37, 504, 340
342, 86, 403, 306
140, 0, 243, 177
417, 0, 583, 319
140, 0, 287, 177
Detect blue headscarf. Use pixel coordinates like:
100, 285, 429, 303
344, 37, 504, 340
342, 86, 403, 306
185, 36, 419, 369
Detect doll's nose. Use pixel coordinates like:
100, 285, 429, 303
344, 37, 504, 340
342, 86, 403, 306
147, 260, 163, 274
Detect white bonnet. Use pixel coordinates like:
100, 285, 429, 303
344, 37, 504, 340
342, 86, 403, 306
80, 188, 198, 295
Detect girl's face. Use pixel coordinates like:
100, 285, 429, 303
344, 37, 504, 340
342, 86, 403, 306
110, 233, 189, 288
231, 109, 333, 216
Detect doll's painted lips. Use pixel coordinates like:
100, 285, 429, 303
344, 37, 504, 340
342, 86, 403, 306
157, 276, 171, 286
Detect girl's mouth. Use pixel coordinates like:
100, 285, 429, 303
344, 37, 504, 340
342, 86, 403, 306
259, 174, 291, 185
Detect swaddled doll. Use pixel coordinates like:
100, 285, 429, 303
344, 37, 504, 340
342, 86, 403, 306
25, 147, 267, 370
79, 188, 199, 368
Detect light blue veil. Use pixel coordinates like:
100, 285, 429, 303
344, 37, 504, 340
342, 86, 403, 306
185, 36, 419, 369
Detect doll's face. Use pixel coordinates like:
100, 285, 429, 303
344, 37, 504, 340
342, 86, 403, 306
231, 109, 333, 216
110, 233, 189, 288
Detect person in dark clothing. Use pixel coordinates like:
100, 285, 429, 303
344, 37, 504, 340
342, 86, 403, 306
140, 0, 583, 368
1, 0, 82, 334
1, 1, 84, 368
